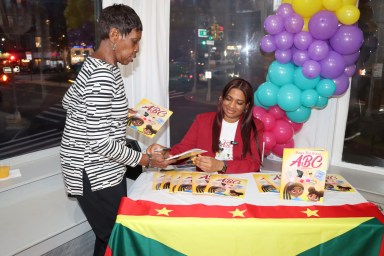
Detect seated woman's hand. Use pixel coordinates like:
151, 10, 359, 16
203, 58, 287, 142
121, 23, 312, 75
194, 156, 223, 173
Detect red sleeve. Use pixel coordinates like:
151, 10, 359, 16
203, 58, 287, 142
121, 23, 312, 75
170, 115, 202, 155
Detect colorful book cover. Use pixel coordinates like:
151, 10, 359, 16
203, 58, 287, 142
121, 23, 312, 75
325, 174, 356, 192
158, 171, 175, 190
127, 98, 173, 138
168, 171, 184, 193
191, 172, 211, 194
166, 148, 207, 161
253, 173, 281, 193
204, 174, 247, 199
280, 148, 328, 202
173, 172, 194, 193
152, 172, 166, 191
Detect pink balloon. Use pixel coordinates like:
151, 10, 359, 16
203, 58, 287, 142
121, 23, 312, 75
260, 113, 276, 131
263, 148, 272, 157
263, 131, 277, 150
287, 119, 304, 134
268, 105, 286, 120
252, 106, 267, 120
272, 139, 295, 157
272, 120, 294, 144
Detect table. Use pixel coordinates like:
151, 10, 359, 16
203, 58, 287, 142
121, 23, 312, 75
105, 171, 384, 256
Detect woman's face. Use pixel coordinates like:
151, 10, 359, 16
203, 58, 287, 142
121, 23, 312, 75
115, 28, 142, 65
222, 88, 248, 123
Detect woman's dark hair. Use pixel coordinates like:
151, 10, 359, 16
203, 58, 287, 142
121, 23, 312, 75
212, 78, 260, 160
98, 4, 143, 41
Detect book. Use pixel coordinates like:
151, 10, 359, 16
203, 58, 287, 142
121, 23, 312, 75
325, 174, 356, 192
253, 173, 281, 193
204, 174, 248, 199
168, 171, 184, 193
173, 172, 194, 193
191, 172, 211, 194
152, 172, 166, 191
280, 148, 329, 202
127, 98, 173, 138
158, 171, 176, 190
166, 148, 207, 161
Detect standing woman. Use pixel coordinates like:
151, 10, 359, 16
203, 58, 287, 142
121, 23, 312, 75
60, 4, 171, 256
149, 78, 264, 173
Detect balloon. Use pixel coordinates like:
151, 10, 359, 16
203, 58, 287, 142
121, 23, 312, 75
341, 0, 357, 5
284, 13, 304, 34
344, 65, 356, 77
293, 31, 313, 50
292, 0, 322, 18
275, 49, 292, 64
282, 0, 293, 3
308, 40, 329, 61
268, 105, 286, 120
277, 3, 294, 19
342, 51, 360, 66
316, 79, 336, 97
308, 10, 339, 40
272, 120, 294, 144
272, 138, 295, 157
263, 131, 277, 150
275, 31, 294, 50
260, 113, 277, 131
332, 73, 350, 96
254, 94, 268, 109
286, 119, 304, 133
301, 89, 319, 107
323, 0, 342, 11
329, 25, 364, 55
315, 95, 329, 109
302, 60, 321, 78
277, 84, 302, 112
293, 67, 320, 90
252, 106, 267, 120
260, 35, 276, 53
256, 82, 280, 107
336, 5, 360, 25
286, 105, 312, 123
292, 49, 309, 66
320, 51, 346, 79
264, 14, 285, 35
268, 61, 295, 86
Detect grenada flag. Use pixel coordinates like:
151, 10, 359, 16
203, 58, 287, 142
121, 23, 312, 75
106, 197, 384, 256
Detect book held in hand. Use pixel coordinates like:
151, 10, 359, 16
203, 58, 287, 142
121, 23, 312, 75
280, 148, 329, 202
166, 148, 207, 161
127, 98, 173, 138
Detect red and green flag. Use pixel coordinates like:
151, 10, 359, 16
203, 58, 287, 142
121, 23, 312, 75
106, 197, 384, 256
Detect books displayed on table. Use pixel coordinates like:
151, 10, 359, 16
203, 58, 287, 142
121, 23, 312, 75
127, 98, 173, 138
204, 174, 247, 199
280, 148, 329, 203
166, 148, 207, 161
325, 174, 356, 192
253, 173, 281, 193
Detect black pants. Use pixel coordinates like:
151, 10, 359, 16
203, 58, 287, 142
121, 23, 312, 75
77, 172, 127, 256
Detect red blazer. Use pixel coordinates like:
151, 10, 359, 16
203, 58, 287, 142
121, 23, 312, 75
170, 112, 264, 173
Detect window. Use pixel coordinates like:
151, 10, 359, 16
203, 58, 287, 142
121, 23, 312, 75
0, 0, 101, 160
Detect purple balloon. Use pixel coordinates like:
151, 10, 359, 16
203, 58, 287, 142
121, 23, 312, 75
342, 51, 360, 66
293, 49, 309, 66
302, 60, 321, 78
275, 49, 292, 64
260, 35, 276, 53
277, 3, 294, 19
320, 51, 346, 79
284, 13, 304, 34
330, 25, 364, 55
294, 31, 313, 50
264, 14, 284, 35
333, 73, 350, 96
308, 10, 339, 40
308, 40, 329, 61
275, 31, 294, 50
344, 65, 356, 77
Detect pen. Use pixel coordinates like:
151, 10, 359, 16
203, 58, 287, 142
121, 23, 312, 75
154, 147, 171, 152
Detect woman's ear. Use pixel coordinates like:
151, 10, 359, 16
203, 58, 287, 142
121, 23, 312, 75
109, 28, 119, 42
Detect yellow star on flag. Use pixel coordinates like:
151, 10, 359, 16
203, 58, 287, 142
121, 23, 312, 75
301, 208, 319, 217
155, 207, 173, 216
229, 208, 246, 217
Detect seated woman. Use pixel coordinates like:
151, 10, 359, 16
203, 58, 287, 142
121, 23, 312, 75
148, 78, 264, 173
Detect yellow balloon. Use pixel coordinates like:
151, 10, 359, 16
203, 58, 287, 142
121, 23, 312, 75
336, 5, 360, 25
341, 0, 357, 6
302, 18, 310, 32
322, 0, 342, 11
282, 0, 293, 4
292, 0, 323, 18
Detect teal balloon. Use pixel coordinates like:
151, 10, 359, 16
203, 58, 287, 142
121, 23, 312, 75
253, 91, 269, 109
293, 67, 320, 90
256, 82, 279, 107
286, 106, 311, 123
301, 89, 319, 107
268, 60, 295, 86
266, 74, 271, 82
316, 79, 336, 98
277, 84, 302, 111
315, 95, 329, 109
